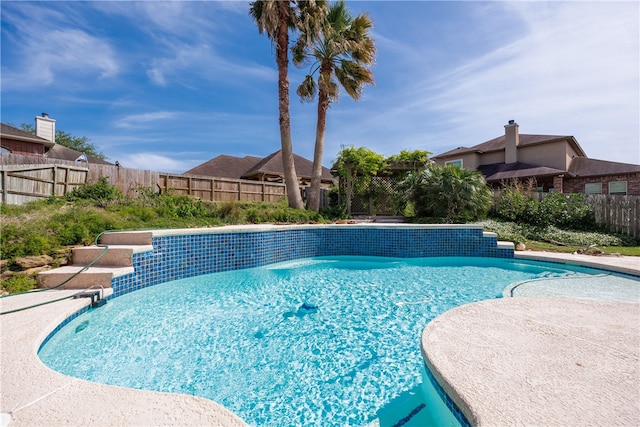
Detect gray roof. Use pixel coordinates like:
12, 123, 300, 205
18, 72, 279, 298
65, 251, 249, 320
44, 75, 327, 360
186, 151, 335, 183
568, 157, 640, 178
184, 155, 263, 179
433, 134, 586, 159
477, 162, 567, 182
44, 144, 113, 165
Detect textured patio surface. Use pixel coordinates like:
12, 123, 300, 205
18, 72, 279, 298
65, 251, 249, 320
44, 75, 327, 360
422, 297, 640, 426
423, 253, 639, 426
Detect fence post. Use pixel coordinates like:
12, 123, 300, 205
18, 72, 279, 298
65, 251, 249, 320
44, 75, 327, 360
1, 170, 5, 204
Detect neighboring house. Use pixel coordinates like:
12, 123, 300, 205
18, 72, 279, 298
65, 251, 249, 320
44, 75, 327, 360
1, 115, 112, 165
432, 120, 640, 196
185, 150, 336, 187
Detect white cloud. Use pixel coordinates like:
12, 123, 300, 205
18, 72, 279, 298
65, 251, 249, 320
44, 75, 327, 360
145, 42, 274, 87
1, 5, 119, 89
118, 153, 192, 173
115, 111, 181, 128
329, 1, 639, 164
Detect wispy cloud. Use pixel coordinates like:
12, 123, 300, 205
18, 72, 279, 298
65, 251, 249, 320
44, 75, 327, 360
118, 152, 193, 173
1, 4, 119, 90
115, 111, 181, 128
325, 1, 639, 163
146, 41, 274, 87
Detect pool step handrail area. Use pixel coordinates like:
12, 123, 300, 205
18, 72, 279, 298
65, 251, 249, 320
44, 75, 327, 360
37, 239, 153, 290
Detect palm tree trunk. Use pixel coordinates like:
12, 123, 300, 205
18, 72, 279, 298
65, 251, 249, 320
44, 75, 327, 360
276, 3, 304, 209
306, 74, 330, 212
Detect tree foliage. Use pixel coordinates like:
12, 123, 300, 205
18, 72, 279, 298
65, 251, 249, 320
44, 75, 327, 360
19, 124, 106, 160
492, 185, 596, 230
332, 146, 386, 178
291, 0, 375, 211
403, 163, 492, 222
249, 0, 327, 210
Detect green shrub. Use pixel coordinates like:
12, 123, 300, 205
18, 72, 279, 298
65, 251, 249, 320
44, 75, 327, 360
1, 274, 38, 294
478, 219, 638, 247
404, 164, 492, 222
492, 187, 537, 223
66, 177, 123, 204
475, 219, 527, 245
492, 187, 596, 231
217, 201, 242, 222
537, 192, 595, 230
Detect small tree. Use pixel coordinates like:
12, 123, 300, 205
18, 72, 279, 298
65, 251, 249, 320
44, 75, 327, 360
19, 124, 106, 160
405, 163, 492, 222
332, 146, 385, 214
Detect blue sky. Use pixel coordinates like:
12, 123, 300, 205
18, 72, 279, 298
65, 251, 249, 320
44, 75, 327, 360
2, 1, 638, 173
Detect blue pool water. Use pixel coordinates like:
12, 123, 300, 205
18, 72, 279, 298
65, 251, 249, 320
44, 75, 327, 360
39, 256, 595, 426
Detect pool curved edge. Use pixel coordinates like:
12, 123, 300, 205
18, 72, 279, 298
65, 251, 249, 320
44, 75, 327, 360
0, 292, 247, 427
421, 297, 640, 426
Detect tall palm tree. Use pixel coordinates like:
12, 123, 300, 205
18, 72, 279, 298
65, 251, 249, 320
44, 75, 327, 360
250, 1, 325, 209
292, 1, 376, 211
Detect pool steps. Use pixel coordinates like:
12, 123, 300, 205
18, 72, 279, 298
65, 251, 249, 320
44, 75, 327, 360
37, 227, 513, 291
37, 232, 153, 289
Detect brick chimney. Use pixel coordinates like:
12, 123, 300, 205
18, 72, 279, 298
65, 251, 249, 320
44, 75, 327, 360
35, 113, 56, 143
504, 119, 519, 164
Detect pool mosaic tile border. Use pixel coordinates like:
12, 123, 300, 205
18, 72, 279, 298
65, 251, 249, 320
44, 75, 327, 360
37, 305, 90, 353
110, 226, 513, 297
424, 364, 472, 427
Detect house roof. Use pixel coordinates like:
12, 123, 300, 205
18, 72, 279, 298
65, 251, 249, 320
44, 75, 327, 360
186, 150, 335, 183
1, 123, 55, 147
568, 157, 640, 178
44, 144, 113, 165
477, 162, 567, 182
433, 134, 587, 159
242, 150, 334, 182
184, 155, 263, 179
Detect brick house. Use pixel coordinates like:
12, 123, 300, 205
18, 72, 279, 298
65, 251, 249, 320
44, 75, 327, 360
432, 120, 640, 196
1, 114, 112, 165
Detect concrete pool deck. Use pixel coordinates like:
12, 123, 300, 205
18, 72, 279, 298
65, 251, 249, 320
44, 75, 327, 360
1, 251, 638, 426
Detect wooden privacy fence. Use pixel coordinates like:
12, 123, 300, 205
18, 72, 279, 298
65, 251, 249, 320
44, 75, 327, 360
585, 195, 640, 238
159, 173, 287, 202
0, 163, 88, 205
1, 154, 329, 207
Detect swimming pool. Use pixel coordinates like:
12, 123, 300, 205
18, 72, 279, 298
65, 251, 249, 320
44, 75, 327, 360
39, 255, 600, 426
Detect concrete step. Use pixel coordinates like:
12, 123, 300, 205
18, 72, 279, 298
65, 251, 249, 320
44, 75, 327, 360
37, 265, 134, 290
72, 245, 153, 266
98, 231, 153, 246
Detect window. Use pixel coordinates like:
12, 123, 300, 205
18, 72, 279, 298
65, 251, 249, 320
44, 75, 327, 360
609, 181, 627, 196
445, 159, 463, 168
585, 183, 602, 194
0, 147, 11, 154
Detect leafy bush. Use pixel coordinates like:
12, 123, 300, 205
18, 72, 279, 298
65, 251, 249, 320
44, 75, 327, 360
478, 219, 638, 247
0, 274, 38, 294
526, 225, 637, 247
492, 184, 596, 230
475, 219, 527, 245
66, 177, 123, 204
403, 164, 492, 222
538, 192, 595, 230
217, 201, 243, 223
492, 186, 536, 223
